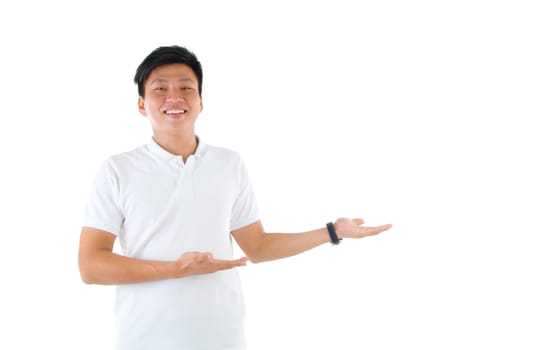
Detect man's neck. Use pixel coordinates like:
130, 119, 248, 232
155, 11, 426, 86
152, 133, 198, 159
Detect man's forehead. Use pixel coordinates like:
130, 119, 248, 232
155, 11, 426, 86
148, 64, 197, 83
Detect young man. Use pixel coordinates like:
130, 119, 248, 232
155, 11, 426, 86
78, 45, 392, 350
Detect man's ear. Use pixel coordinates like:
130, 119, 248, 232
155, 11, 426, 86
138, 96, 147, 116
199, 96, 203, 113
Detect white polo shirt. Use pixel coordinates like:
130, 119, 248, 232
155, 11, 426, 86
84, 137, 260, 350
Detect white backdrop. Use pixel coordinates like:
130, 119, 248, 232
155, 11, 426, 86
1, 1, 533, 349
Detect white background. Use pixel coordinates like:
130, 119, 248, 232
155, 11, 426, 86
1, 1, 533, 349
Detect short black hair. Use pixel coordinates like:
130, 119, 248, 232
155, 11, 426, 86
134, 45, 203, 97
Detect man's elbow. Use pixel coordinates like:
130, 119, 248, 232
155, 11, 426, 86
78, 258, 101, 285
244, 248, 273, 264
79, 265, 96, 284
247, 256, 265, 264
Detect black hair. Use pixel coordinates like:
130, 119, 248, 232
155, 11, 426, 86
134, 45, 203, 97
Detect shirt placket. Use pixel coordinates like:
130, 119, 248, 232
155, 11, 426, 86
173, 156, 195, 200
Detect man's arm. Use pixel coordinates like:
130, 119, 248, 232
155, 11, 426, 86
78, 227, 247, 285
231, 218, 392, 264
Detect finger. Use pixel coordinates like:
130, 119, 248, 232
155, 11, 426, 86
237, 257, 248, 265
195, 252, 213, 263
215, 258, 248, 270
368, 224, 393, 234
352, 225, 387, 237
231, 257, 248, 266
352, 218, 365, 225
376, 224, 393, 231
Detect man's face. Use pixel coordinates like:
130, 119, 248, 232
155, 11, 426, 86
138, 63, 203, 135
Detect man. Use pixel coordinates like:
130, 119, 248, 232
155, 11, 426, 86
78, 45, 392, 350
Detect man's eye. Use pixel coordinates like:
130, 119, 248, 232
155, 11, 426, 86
181, 87, 193, 91
155, 87, 166, 91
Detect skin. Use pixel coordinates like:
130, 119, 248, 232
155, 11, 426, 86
78, 63, 393, 285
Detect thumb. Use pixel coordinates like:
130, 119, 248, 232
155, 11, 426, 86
352, 218, 365, 225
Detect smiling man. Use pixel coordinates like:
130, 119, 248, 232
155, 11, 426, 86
78, 45, 392, 350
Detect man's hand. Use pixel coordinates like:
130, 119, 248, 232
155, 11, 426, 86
335, 218, 392, 239
175, 252, 248, 277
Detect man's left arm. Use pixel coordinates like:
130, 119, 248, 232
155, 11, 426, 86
231, 218, 392, 263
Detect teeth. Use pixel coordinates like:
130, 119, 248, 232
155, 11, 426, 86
165, 109, 185, 114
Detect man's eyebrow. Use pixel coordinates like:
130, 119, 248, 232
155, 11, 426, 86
149, 78, 168, 85
149, 77, 195, 85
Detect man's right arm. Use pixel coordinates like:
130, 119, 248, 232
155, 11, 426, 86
78, 227, 247, 285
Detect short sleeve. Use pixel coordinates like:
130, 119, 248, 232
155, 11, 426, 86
230, 157, 260, 231
83, 158, 124, 236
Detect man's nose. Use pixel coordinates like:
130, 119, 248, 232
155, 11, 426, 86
166, 87, 185, 101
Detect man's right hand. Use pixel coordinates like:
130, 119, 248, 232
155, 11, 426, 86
79, 227, 247, 285
174, 252, 248, 277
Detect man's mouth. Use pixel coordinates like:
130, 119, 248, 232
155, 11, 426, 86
164, 109, 186, 115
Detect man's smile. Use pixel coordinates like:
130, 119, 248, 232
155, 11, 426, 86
164, 109, 186, 115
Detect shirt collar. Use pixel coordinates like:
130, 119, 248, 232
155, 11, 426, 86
147, 136, 208, 161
